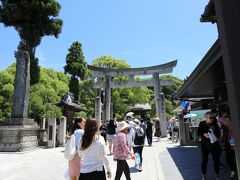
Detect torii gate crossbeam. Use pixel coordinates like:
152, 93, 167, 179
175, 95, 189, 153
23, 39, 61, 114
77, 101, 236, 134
88, 60, 177, 136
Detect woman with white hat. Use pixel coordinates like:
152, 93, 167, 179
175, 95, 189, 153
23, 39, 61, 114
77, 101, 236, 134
113, 121, 135, 180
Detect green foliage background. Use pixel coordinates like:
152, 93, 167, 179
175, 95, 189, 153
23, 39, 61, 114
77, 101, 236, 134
0, 64, 68, 124
0, 0, 63, 85
0, 58, 183, 124
64, 42, 88, 101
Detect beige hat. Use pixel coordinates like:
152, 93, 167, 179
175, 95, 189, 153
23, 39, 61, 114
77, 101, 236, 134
153, 117, 160, 121
117, 121, 130, 131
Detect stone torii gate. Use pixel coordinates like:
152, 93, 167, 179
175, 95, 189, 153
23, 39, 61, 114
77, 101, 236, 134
88, 60, 177, 136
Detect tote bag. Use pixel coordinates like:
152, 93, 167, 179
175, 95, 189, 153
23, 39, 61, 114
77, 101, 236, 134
64, 135, 77, 160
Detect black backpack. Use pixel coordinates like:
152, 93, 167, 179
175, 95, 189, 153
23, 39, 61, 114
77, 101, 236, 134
134, 127, 145, 145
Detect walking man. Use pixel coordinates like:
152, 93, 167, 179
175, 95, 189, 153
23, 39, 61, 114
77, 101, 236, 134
133, 119, 145, 172
146, 118, 153, 146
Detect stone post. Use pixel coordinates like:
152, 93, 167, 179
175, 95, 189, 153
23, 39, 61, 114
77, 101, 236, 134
40, 118, 46, 129
185, 123, 190, 141
159, 92, 167, 136
11, 51, 30, 118
178, 112, 186, 146
153, 73, 167, 136
95, 96, 102, 126
57, 116, 66, 146
47, 118, 56, 148
103, 75, 111, 121
0, 51, 39, 152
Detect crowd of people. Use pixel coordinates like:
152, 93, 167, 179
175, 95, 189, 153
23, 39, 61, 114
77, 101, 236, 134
197, 111, 237, 180
167, 117, 179, 143
65, 114, 160, 180
64, 110, 237, 180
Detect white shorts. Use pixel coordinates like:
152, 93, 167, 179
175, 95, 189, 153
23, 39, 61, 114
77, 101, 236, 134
107, 134, 116, 143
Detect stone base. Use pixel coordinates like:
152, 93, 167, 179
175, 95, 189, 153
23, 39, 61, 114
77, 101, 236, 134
0, 118, 39, 152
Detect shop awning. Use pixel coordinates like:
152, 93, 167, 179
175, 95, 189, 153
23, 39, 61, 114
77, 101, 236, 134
175, 39, 225, 99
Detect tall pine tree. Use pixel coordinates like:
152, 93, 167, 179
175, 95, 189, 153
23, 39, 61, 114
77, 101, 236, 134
64, 41, 88, 101
0, 0, 63, 85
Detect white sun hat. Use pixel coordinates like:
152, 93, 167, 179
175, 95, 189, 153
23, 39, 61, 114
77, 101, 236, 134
117, 121, 130, 131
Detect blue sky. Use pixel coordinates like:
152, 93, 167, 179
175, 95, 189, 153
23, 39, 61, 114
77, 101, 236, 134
0, 0, 217, 79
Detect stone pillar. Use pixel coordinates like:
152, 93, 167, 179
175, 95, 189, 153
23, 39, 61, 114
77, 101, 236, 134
110, 103, 113, 120
0, 51, 39, 152
11, 51, 30, 118
95, 96, 101, 126
178, 112, 186, 146
153, 73, 167, 136
57, 116, 66, 146
103, 75, 111, 121
159, 93, 167, 136
47, 118, 56, 148
41, 118, 46, 129
185, 123, 190, 141
213, 0, 240, 176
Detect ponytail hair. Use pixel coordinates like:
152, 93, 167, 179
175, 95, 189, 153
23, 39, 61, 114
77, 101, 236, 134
69, 117, 84, 136
81, 120, 98, 150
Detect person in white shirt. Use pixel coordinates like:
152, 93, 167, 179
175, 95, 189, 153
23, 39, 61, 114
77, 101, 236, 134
78, 119, 111, 180
127, 120, 137, 151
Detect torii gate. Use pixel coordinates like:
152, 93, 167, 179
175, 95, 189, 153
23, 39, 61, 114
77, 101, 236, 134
88, 60, 177, 136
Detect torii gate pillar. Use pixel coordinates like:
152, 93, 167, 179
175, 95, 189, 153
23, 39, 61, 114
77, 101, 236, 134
103, 75, 111, 121
153, 73, 167, 136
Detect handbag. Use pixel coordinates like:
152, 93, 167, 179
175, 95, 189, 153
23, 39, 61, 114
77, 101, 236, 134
208, 129, 217, 144
64, 135, 77, 160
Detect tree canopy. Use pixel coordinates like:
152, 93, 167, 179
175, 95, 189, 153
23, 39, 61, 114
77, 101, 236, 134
0, 0, 63, 84
92, 56, 130, 69
64, 41, 88, 101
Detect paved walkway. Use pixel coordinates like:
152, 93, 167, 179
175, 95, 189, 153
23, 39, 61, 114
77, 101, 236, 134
159, 140, 231, 180
0, 137, 232, 180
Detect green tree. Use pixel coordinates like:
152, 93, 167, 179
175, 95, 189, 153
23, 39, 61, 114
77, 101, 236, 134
160, 75, 184, 102
64, 41, 88, 101
79, 78, 97, 118
29, 68, 68, 123
0, 63, 69, 124
0, 0, 63, 84
92, 56, 130, 69
0, 66, 15, 123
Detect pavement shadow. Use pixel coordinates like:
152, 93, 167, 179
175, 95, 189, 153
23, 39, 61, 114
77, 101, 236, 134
129, 167, 140, 173
166, 146, 231, 180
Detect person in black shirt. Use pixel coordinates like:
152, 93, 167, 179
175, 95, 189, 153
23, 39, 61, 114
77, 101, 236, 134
100, 121, 108, 144
146, 118, 153, 146
197, 111, 221, 180
107, 119, 117, 155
